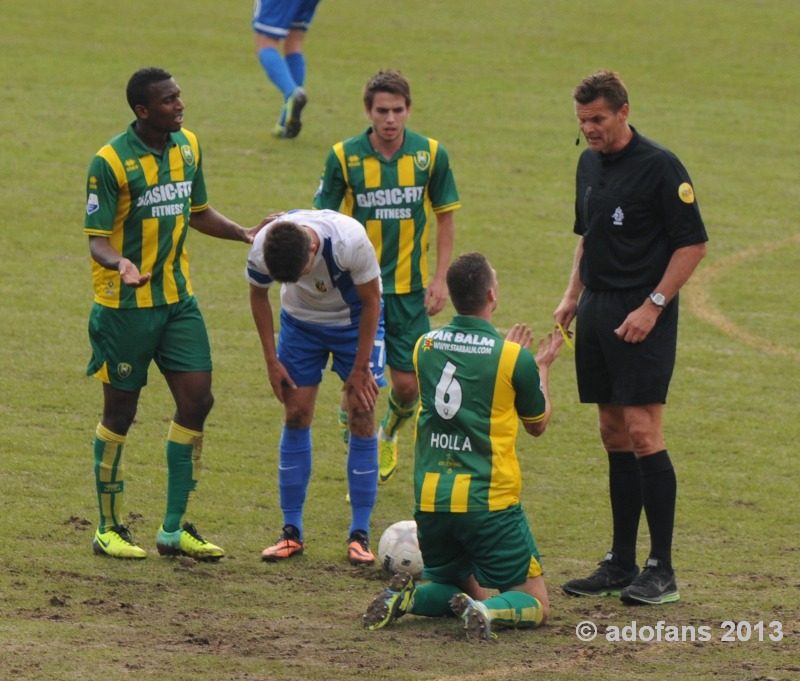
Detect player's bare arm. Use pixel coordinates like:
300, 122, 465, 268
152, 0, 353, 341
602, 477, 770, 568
614, 242, 707, 343
424, 210, 456, 316
88, 235, 151, 288
553, 237, 585, 330
249, 284, 296, 401
190, 207, 275, 244
522, 332, 564, 438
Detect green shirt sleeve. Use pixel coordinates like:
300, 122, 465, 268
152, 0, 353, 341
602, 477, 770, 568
428, 143, 460, 212
84, 152, 120, 236
512, 348, 546, 423
312, 147, 346, 210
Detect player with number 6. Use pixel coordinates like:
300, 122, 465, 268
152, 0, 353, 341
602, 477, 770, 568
363, 252, 563, 642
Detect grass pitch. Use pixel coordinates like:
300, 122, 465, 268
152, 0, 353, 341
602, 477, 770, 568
1, 1, 798, 680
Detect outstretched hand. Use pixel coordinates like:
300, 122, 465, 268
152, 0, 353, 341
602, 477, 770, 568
506, 324, 563, 368
505, 323, 534, 350
118, 258, 151, 288
535, 331, 564, 369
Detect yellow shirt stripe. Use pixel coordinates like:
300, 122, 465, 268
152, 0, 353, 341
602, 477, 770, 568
488, 342, 523, 510
419, 471, 440, 512
451, 473, 472, 512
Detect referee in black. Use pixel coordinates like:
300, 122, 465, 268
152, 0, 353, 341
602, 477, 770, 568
554, 70, 708, 605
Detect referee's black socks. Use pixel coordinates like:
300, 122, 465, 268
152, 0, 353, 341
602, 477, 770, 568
639, 449, 677, 572
608, 451, 642, 571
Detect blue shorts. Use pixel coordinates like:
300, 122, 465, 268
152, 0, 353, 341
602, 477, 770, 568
277, 309, 387, 388
253, 0, 321, 38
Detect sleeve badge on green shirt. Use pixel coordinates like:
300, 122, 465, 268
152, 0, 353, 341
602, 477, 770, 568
86, 193, 99, 215
414, 151, 431, 171
181, 144, 195, 166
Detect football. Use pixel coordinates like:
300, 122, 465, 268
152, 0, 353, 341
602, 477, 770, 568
378, 520, 424, 579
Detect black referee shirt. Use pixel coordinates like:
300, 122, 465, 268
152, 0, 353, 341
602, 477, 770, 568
574, 127, 708, 291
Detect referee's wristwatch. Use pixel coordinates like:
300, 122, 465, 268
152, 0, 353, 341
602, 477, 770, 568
648, 291, 667, 308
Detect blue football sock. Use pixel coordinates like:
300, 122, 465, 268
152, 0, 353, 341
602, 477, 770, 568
278, 425, 312, 537
347, 434, 378, 536
257, 47, 297, 104
285, 52, 306, 88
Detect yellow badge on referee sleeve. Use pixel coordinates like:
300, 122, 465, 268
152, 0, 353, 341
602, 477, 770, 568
678, 182, 695, 204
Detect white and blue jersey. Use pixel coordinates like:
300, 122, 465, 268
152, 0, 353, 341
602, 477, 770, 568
246, 209, 382, 326
246, 209, 386, 387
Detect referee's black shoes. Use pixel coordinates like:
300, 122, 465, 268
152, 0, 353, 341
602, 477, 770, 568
562, 551, 640, 597
620, 558, 680, 604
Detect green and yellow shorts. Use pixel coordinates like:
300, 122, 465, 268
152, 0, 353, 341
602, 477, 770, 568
415, 503, 542, 590
383, 291, 430, 372
87, 296, 212, 391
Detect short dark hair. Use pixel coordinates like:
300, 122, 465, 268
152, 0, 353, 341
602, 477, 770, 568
263, 221, 311, 283
363, 69, 412, 109
446, 252, 493, 316
573, 69, 629, 111
126, 66, 172, 111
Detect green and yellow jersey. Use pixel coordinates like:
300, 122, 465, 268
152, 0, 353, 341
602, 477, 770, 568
83, 123, 208, 309
412, 316, 546, 513
313, 128, 460, 295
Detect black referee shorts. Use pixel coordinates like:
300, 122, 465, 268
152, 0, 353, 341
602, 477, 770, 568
575, 287, 678, 405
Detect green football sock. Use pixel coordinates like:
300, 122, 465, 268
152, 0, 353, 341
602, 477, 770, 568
380, 391, 419, 439
163, 421, 202, 533
407, 582, 462, 617
483, 591, 545, 628
94, 423, 126, 533
337, 406, 349, 445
